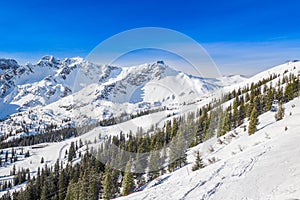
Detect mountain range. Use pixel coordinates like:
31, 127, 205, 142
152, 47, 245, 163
0, 56, 246, 138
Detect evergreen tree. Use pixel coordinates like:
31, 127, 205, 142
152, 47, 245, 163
176, 129, 187, 168
148, 150, 160, 179
79, 171, 89, 200
25, 181, 36, 200
65, 181, 79, 200
102, 164, 113, 200
204, 111, 215, 141
12, 165, 16, 175
58, 169, 67, 200
111, 169, 120, 197
5, 151, 8, 163
88, 168, 100, 200
171, 118, 179, 138
122, 160, 135, 196
248, 106, 259, 135
168, 133, 177, 172
275, 101, 285, 121
238, 100, 245, 126
68, 142, 76, 162
266, 89, 274, 111
221, 110, 231, 136
233, 96, 239, 128
35, 167, 42, 198
40, 179, 50, 200
160, 143, 167, 175
168, 128, 187, 171
192, 151, 205, 171
134, 152, 147, 174
216, 112, 223, 137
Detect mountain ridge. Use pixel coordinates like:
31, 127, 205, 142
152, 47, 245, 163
0, 56, 247, 140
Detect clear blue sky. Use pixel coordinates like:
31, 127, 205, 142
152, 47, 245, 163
0, 0, 300, 75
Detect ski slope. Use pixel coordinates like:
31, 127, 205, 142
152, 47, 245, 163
117, 97, 300, 200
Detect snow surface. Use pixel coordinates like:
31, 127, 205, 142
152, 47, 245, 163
117, 97, 300, 200
0, 58, 299, 199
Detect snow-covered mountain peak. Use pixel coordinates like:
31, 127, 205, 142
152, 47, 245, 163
124, 60, 178, 81
36, 55, 61, 68
0, 58, 20, 71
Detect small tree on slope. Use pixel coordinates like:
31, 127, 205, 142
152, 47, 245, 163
248, 106, 259, 135
275, 101, 285, 121
192, 151, 205, 171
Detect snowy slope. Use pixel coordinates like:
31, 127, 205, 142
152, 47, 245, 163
117, 95, 300, 200
222, 60, 299, 93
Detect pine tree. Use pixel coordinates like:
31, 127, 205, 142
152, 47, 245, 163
58, 169, 67, 200
161, 142, 167, 169
171, 118, 179, 138
111, 168, 120, 197
12, 164, 16, 175
41, 179, 50, 200
102, 164, 113, 200
248, 106, 259, 135
65, 181, 79, 200
168, 133, 177, 172
221, 110, 231, 136
233, 96, 239, 128
5, 151, 8, 163
35, 167, 42, 198
266, 89, 274, 111
68, 142, 76, 162
192, 151, 205, 171
216, 112, 223, 137
25, 180, 36, 200
168, 128, 187, 172
176, 129, 187, 168
122, 160, 135, 196
238, 100, 245, 126
165, 120, 172, 143
275, 101, 285, 121
88, 168, 100, 200
134, 152, 147, 174
148, 150, 160, 180
204, 111, 215, 141
79, 170, 89, 200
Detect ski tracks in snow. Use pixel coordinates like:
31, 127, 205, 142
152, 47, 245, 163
180, 146, 270, 200
180, 162, 227, 200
